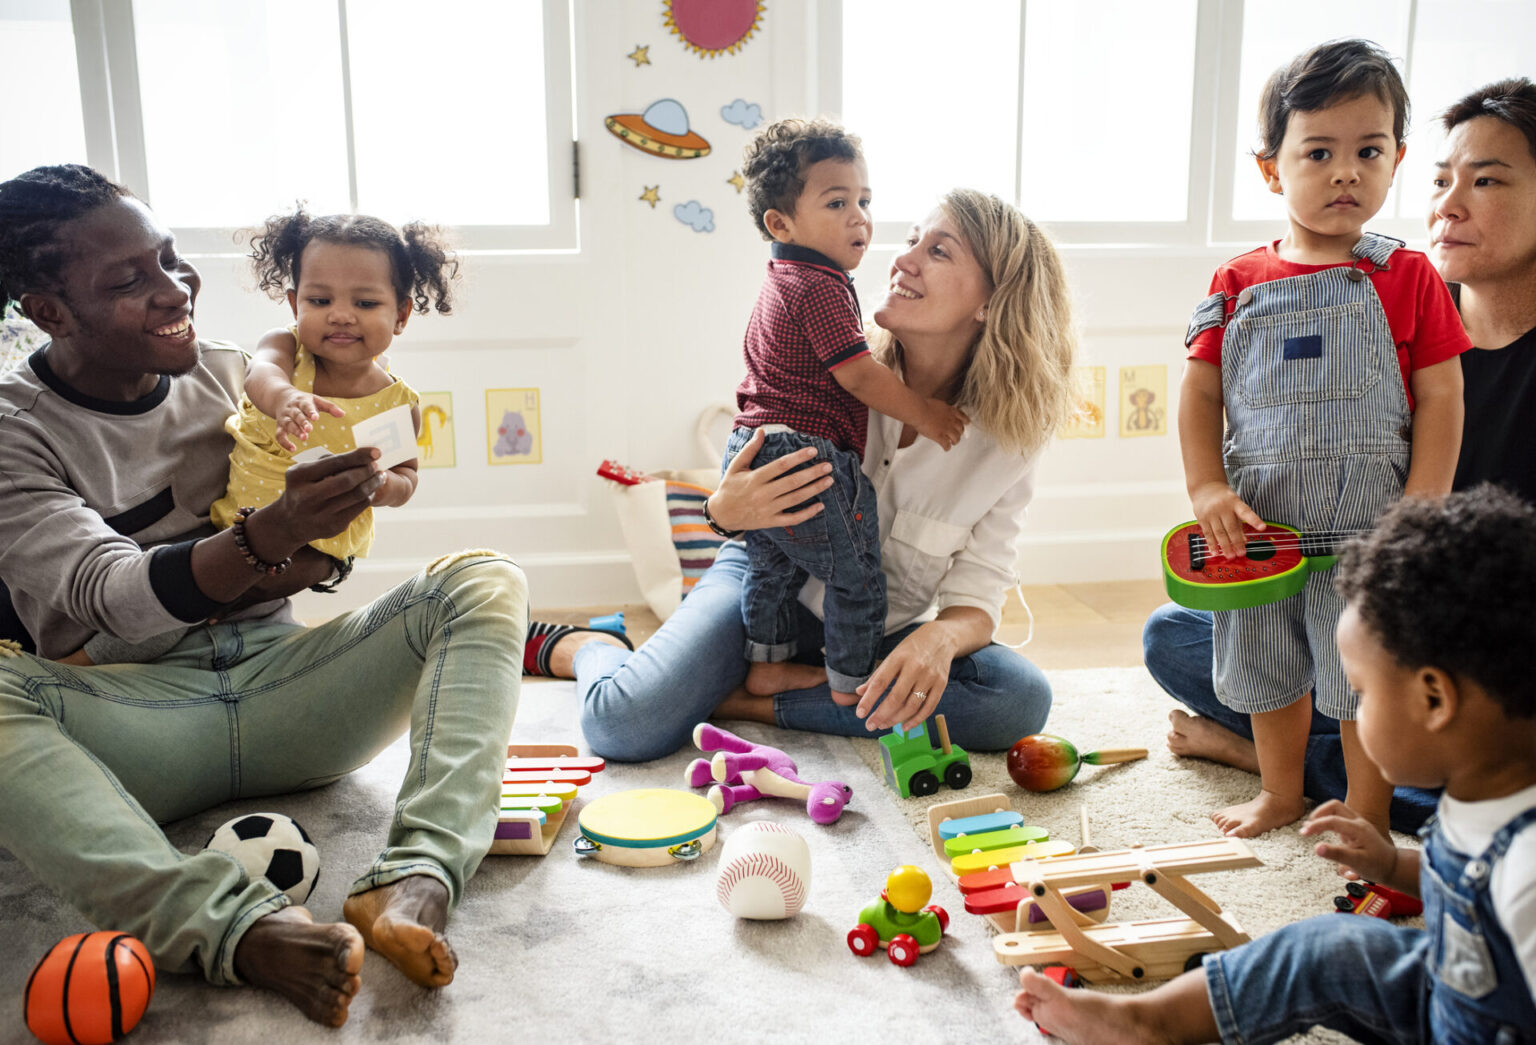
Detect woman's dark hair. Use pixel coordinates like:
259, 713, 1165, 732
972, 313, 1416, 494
0, 164, 133, 306
1335, 486, 1536, 720
1256, 38, 1409, 159
246, 205, 458, 315
1441, 77, 1536, 162
742, 117, 862, 241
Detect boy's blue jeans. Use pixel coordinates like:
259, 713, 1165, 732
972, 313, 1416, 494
0, 553, 526, 986
1205, 913, 1430, 1044
725, 427, 885, 694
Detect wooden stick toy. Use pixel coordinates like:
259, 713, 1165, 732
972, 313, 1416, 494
491, 745, 606, 856
1006, 734, 1147, 792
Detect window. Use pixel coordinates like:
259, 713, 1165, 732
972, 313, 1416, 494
1, 0, 574, 252
831, 0, 1536, 247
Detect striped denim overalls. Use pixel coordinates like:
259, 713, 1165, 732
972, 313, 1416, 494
1184, 233, 1411, 717
1419, 807, 1536, 1043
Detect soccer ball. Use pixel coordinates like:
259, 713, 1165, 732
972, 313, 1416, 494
204, 813, 320, 905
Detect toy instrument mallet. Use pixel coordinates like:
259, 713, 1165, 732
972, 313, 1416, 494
1006, 734, 1148, 792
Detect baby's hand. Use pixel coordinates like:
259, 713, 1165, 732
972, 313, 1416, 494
1189, 481, 1264, 560
1300, 800, 1400, 883
918, 399, 969, 451
272, 390, 345, 452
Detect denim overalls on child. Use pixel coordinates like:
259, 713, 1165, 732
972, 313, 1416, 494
1204, 807, 1536, 1044
1184, 233, 1412, 719
723, 425, 884, 694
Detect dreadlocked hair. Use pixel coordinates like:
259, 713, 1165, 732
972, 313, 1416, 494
0, 164, 133, 306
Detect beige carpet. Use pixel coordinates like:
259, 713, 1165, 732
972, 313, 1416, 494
0, 668, 1411, 1043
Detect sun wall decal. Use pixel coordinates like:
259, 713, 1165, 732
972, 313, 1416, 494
663, 0, 765, 59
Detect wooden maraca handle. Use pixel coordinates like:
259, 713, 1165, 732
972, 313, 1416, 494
1083, 747, 1148, 765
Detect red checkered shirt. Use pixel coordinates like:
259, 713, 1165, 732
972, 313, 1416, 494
734, 242, 871, 456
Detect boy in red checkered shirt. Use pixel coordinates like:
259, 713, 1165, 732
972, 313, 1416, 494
722, 118, 967, 706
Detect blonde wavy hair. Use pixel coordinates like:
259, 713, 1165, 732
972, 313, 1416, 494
870, 188, 1077, 457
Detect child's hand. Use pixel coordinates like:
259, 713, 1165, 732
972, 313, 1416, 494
1189, 480, 1265, 560
272, 390, 345, 452
917, 398, 969, 451
1299, 800, 1400, 883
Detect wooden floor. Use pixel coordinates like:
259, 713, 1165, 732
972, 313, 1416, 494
536, 579, 1167, 671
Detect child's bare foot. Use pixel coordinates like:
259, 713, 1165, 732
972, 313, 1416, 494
233, 906, 364, 1026
744, 661, 828, 696
830, 689, 859, 706
1212, 788, 1307, 837
1166, 710, 1261, 773
1015, 968, 1169, 1044
343, 875, 456, 987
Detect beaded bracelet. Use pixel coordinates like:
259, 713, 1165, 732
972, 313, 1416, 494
701, 496, 744, 539
232, 506, 292, 576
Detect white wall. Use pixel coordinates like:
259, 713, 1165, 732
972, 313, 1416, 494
183, 2, 1425, 617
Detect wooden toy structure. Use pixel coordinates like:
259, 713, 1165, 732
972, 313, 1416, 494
928, 793, 1261, 983
492, 745, 605, 856
879, 713, 971, 798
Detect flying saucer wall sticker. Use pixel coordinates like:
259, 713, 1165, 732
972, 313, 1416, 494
664, 0, 765, 58
605, 98, 711, 159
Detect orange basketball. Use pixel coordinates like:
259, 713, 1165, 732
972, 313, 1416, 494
23, 932, 155, 1045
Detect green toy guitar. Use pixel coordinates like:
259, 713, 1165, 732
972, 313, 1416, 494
1160, 520, 1368, 611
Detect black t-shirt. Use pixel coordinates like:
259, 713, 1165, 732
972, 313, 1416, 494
1453, 319, 1536, 504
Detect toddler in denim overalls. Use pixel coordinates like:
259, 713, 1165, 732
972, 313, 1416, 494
1177, 39, 1467, 839
1014, 489, 1536, 1044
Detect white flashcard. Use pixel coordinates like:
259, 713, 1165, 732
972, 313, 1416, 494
351, 403, 418, 470
290, 446, 336, 464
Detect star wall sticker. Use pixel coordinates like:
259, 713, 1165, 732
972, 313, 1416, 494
628, 44, 651, 66
639, 185, 661, 208
727, 171, 745, 193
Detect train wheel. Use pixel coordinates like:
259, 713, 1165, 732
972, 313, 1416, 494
908, 771, 940, 797
943, 761, 972, 790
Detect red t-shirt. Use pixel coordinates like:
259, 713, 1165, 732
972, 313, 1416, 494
1188, 243, 1471, 410
734, 243, 871, 455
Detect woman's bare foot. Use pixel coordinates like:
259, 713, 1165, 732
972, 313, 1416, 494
1212, 788, 1307, 837
1014, 969, 1169, 1044
342, 875, 456, 987
545, 631, 629, 679
1166, 710, 1260, 773
744, 661, 827, 696
233, 906, 364, 1026
712, 685, 776, 725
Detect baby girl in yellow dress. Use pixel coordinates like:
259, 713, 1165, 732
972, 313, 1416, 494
211, 207, 457, 562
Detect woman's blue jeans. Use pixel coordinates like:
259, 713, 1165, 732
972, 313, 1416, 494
577, 542, 1052, 762
1142, 601, 1437, 833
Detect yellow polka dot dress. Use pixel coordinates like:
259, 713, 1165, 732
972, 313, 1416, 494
211, 343, 419, 559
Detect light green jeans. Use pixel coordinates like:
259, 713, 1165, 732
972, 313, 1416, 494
0, 552, 526, 986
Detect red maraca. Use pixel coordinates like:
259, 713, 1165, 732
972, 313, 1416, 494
1006, 734, 1148, 792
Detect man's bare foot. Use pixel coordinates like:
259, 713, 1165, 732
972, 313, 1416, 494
1167, 710, 1260, 773
1212, 788, 1307, 837
744, 661, 827, 696
233, 906, 364, 1026
1015, 968, 1170, 1045
342, 875, 456, 988
545, 630, 629, 680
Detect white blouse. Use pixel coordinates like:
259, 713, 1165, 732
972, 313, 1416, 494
801, 410, 1039, 635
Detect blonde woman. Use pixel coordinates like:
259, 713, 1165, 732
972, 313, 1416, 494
553, 189, 1077, 760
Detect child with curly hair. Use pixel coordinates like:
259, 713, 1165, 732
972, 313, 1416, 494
723, 117, 968, 706
1017, 487, 1536, 1044
210, 207, 457, 567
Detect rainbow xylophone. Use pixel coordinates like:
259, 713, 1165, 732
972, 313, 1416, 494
492, 745, 606, 856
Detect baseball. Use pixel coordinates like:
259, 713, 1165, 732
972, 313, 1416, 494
715, 821, 812, 919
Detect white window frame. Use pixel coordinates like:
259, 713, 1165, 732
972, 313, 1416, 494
820, 0, 1435, 249
64, 0, 576, 254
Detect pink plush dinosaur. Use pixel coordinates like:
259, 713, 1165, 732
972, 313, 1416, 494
686, 723, 852, 825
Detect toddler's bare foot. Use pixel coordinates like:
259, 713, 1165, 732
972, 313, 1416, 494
343, 875, 456, 987
1167, 710, 1260, 773
1212, 788, 1307, 837
233, 906, 364, 1026
1015, 969, 1169, 1044
744, 661, 828, 696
